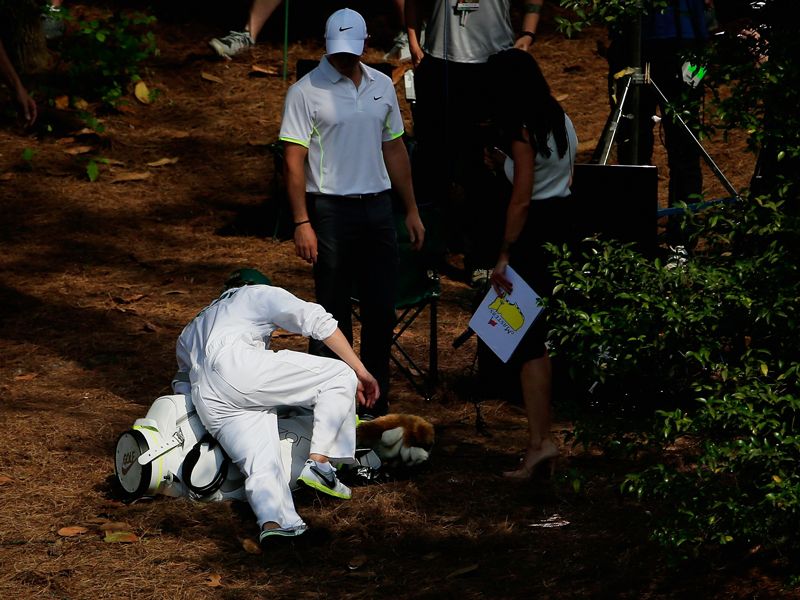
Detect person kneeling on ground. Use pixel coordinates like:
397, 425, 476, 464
173, 268, 379, 547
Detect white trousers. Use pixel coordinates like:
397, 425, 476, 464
190, 336, 357, 528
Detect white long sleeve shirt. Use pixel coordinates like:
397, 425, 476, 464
174, 285, 338, 390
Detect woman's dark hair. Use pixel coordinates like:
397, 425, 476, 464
488, 49, 568, 159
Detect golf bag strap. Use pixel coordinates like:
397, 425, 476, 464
137, 429, 185, 466
182, 433, 230, 497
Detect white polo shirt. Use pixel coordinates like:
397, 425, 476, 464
279, 56, 404, 196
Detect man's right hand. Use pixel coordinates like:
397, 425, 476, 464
355, 369, 380, 408
294, 222, 318, 264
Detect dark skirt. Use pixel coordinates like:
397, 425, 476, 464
507, 195, 576, 364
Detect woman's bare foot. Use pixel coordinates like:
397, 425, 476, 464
503, 438, 559, 480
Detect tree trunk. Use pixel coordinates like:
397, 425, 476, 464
0, 0, 49, 74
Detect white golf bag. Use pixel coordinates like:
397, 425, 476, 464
114, 393, 431, 503
114, 394, 326, 502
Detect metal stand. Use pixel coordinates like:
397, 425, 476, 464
593, 65, 739, 199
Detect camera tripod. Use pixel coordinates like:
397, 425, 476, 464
593, 63, 739, 202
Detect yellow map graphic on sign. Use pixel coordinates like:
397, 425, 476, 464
488, 296, 525, 331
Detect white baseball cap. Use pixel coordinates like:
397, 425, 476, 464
325, 8, 368, 56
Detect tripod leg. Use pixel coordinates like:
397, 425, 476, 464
594, 75, 634, 165
650, 78, 739, 198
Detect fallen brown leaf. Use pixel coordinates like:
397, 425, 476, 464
249, 64, 279, 77
110, 172, 151, 184
241, 538, 262, 555
146, 157, 179, 167
0, 475, 12, 485
201, 72, 225, 84
104, 530, 139, 543
116, 103, 136, 115
73, 98, 90, 110
555, 93, 570, 102
63, 146, 93, 156
72, 128, 98, 136
54, 95, 70, 110
0, 172, 13, 181
14, 373, 38, 381
446, 563, 479, 579
58, 526, 89, 537
204, 574, 223, 587
112, 293, 146, 304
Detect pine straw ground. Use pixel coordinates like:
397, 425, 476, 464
0, 2, 782, 599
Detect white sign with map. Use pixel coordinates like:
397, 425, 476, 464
468, 266, 543, 363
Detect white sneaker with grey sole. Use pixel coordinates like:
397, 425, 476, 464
259, 523, 307, 547
297, 459, 352, 499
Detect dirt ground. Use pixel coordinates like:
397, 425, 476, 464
0, 2, 786, 599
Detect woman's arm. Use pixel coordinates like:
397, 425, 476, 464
491, 131, 535, 295
405, 0, 425, 67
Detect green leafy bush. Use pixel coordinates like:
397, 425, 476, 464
55, 9, 157, 106
547, 195, 800, 560
547, 0, 800, 569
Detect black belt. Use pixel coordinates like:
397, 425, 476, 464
310, 191, 389, 200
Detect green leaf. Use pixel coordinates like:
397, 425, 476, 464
86, 160, 100, 182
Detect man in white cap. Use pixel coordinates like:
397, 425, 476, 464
279, 8, 425, 416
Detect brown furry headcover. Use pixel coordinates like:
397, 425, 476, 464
356, 413, 435, 449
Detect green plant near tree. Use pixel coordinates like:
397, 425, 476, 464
550, 0, 800, 572
54, 8, 157, 106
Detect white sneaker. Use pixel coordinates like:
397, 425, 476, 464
258, 523, 307, 548
297, 459, 352, 499
209, 30, 253, 59
383, 31, 411, 62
